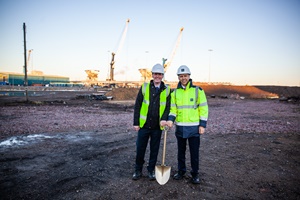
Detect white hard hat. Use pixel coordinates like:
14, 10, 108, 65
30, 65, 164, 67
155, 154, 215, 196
151, 63, 164, 74
177, 65, 191, 75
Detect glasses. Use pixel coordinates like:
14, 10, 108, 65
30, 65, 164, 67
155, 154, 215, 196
153, 73, 163, 76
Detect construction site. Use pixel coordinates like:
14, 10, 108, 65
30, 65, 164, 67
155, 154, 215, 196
0, 84, 299, 200
1, 20, 187, 89
83, 20, 184, 88
0, 21, 300, 200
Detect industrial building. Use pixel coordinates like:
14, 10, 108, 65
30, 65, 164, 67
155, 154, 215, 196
0, 72, 69, 86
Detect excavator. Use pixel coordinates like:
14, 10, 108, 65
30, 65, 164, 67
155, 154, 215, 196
139, 27, 184, 81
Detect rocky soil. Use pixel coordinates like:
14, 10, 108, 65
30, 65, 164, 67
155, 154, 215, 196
0, 86, 299, 200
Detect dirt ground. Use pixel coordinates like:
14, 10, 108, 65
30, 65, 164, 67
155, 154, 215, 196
0, 86, 299, 200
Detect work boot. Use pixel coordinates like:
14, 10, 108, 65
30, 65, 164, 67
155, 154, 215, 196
132, 171, 142, 180
148, 171, 155, 180
173, 171, 185, 180
191, 175, 200, 184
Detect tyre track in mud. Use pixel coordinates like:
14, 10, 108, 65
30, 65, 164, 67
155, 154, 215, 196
0, 130, 137, 200
1, 98, 300, 199
1, 133, 299, 200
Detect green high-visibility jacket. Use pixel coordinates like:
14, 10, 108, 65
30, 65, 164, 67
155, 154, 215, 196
139, 82, 170, 130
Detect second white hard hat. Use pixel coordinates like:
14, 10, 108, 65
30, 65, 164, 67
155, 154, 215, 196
151, 63, 164, 74
177, 65, 191, 75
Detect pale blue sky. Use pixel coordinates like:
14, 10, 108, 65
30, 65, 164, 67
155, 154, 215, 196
0, 0, 299, 86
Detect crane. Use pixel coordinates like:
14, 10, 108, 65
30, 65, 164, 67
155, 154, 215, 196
162, 27, 184, 73
108, 19, 130, 81
139, 27, 184, 81
26, 49, 33, 73
27, 49, 33, 66
27, 49, 43, 75
138, 27, 184, 82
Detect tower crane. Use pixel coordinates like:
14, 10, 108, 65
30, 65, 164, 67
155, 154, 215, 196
108, 19, 130, 81
162, 27, 184, 73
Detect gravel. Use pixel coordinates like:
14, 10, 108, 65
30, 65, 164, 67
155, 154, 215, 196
0, 98, 299, 139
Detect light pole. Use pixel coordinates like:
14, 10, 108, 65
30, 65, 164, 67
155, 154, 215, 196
208, 49, 213, 83
23, 23, 28, 102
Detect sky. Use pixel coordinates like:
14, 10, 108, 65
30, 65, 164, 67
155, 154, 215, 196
0, 0, 299, 86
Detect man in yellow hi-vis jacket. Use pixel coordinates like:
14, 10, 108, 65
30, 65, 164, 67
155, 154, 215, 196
133, 63, 171, 181
167, 65, 208, 184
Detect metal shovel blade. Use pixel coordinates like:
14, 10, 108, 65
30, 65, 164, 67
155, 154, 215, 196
155, 165, 171, 185
155, 127, 171, 185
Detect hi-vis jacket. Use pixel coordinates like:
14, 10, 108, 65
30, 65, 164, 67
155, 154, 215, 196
168, 79, 208, 138
133, 80, 171, 130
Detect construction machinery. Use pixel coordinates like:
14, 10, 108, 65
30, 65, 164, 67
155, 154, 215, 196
85, 70, 100, 85
27, 49, 33, 72
26, 49, 44, 75
138, 27, 184, 82
139, 68, 152, 82
162, 27, 184, 73
23, 49, 32, 74
108, 19, 130, 81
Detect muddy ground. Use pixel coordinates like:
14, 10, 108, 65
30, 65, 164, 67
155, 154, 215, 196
0, 87, 300, 200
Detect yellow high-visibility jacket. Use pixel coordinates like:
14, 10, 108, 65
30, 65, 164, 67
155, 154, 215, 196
139, 82, 170, 130
168, 80, 208, 138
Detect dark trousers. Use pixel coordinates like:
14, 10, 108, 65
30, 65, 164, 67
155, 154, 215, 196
176, 135, 200, 176
135, 128, 162, 172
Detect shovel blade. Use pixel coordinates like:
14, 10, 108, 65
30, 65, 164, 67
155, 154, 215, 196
155, 165, 171, 185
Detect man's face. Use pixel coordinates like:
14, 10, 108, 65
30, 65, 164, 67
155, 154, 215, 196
152, 73, 164, 84
178, 74, 190, 86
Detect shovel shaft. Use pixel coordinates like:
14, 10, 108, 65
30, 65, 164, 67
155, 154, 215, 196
161, 128, 168, 165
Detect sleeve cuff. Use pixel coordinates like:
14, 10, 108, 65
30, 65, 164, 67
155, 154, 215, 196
200, 120, 207, 128
168, 115, 176, 122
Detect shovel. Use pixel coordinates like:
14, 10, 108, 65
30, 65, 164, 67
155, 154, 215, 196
155, 126, 171, 185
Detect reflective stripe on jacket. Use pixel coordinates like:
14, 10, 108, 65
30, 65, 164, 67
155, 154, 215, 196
169, 80, 208, 138
139, 82, 170, 130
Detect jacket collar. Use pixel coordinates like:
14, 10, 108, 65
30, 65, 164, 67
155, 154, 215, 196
150, 80, 166, 89
177, 79, 194, 89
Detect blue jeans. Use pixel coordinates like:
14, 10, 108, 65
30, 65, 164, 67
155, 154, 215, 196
135, 128, 162, 172
176, 135, 200, 176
